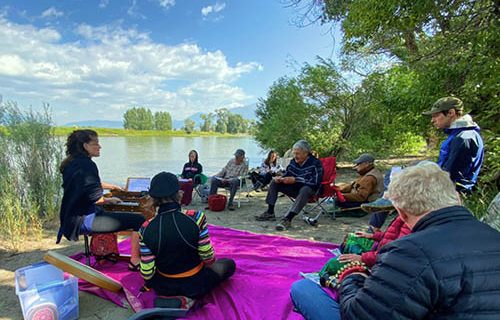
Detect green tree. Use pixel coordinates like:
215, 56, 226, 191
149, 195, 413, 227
214, 108, 229, 134
255, 77, 311, 155
287, 0, 499, 213
200, 113, 214, 132
183, 118, 196, 134
154, 111, 172, 131
290, 0, 499, 130
123, 107, 154, 130
227, 113, 248, 134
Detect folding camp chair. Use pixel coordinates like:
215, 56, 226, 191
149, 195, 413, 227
192, 173, 209, 203
286, 157, 344, 225
223, 158, 251, 208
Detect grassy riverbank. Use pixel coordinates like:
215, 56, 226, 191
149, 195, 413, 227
54, 126, 251, 137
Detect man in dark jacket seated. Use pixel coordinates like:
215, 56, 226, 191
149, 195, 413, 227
255, 140, 323, 231
290, 162, 500, 320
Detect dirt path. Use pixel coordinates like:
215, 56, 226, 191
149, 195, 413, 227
0, 163, 418, 320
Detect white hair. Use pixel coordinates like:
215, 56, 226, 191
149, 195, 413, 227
292, 140, 311, 153
386, 162, 460, 216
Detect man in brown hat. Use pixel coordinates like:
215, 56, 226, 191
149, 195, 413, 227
337, 153, 384, 207
422, 96, 484, 194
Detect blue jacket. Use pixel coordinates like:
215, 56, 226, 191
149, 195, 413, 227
437, 115, 484, 193
340, 206, 500, 320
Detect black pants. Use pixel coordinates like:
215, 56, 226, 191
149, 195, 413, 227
266, 181, 315, 220
209, 178, 240, 206
250, 172, 273, 188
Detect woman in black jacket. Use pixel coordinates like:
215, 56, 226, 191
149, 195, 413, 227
57, 129, 145, 270
179, 150, 204, 205
181, 150, 203, 185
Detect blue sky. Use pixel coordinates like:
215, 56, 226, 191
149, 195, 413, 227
0, 0, 341, 125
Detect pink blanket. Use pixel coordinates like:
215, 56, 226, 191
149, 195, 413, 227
74, 225, 338, 319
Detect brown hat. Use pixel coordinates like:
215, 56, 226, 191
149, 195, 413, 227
422, 97, 463, 115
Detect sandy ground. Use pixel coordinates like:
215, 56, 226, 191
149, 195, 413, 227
0, 162, 419, 320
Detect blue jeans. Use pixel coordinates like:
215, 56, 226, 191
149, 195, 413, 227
290, 279, 341, 320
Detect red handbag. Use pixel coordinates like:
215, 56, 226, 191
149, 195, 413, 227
208, 194, 227, 211
90, 233, 119, 263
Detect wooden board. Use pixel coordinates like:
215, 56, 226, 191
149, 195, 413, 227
44, 251, 123, 293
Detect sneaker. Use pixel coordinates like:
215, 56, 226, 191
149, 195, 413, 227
227, 203, 236, 211
255, 211, 276, 221
361, 198, 394, 213
303, 216, 318, 227
275, 219, 291, 231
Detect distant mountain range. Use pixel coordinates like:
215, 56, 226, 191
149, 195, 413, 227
63, 103, 258, 129
64, 120, 123, 128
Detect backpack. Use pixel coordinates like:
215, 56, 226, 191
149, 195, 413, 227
90, 233, 119, 264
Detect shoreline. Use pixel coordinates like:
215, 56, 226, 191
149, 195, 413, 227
54, 126, 252, 138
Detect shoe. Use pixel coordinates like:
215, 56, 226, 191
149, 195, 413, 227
128, 261, 140, 272
361, 198, 394, 213
227, 204, 236, 211
255, 211, 276, 221
252, 181, 263, 191
275, 219, 291, 231
303, 216, 318, 227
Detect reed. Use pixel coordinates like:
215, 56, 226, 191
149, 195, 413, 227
0, 102, 62, 249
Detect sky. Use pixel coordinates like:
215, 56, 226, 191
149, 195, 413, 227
0, 0, 341, 125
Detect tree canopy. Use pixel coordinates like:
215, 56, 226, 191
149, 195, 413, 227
254, 0, 499, 206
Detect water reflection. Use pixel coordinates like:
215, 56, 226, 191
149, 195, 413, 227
93, 136, 265, 185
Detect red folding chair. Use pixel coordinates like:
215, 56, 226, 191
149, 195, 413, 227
287, 157, 345, 225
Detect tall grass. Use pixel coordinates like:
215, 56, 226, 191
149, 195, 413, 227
0, 102, 63, 250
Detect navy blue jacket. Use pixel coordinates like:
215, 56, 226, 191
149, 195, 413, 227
340, 206, 500, 319
438, 115, 484, 193
57, 155, 103, 243
284, 155, 323, 191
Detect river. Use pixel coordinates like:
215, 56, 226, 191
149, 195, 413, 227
93, 136, 265, 186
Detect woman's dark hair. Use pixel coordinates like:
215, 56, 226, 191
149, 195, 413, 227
59, 129, 98, 173
264, 150, 277, 166
188, 150, 199, 164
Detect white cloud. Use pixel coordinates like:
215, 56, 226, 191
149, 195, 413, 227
201, 2, 226, 17
41, 7, 64, 19
158, 0, 176, 9
98, 0, 109, 9
0, 17, 261, 123
127, 0, 146, 19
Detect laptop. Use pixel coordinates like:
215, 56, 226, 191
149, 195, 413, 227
125, 177, 151, 192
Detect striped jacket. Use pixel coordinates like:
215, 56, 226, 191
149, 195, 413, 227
139, 203, 215, 281
284, 155, 323, 191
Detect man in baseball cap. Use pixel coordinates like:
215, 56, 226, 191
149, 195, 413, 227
209, 149, 248, 211
335, 153, 384, 222
422, 96, 484, 194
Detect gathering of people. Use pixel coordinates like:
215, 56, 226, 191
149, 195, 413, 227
55, 96, 499, 318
